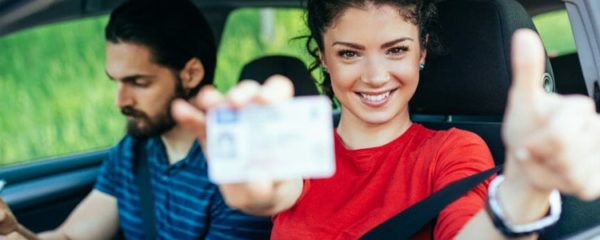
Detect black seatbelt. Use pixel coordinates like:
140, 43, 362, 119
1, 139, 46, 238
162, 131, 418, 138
134, 141, 158, 240
360, 165, 503, 239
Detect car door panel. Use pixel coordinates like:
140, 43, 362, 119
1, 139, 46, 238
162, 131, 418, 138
1, 150, 106, 232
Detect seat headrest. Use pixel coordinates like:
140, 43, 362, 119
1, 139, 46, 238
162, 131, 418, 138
238, 55, 319, 96
409, 0, 555, 116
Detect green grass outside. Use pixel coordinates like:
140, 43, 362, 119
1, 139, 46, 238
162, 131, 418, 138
0, 16, 123, 166
532, 10, 577, 57
0, 8, 575, 166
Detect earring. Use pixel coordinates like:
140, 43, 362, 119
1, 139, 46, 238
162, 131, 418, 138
419, 64, 425, 70
323, 67, 328, 73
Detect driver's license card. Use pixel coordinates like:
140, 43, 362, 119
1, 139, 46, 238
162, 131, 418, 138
206, 96, 335, 184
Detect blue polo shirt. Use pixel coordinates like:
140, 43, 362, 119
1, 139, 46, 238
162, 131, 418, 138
94, 136, 272, 239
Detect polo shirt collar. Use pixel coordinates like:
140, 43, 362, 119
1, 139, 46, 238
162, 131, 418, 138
145, 137, 206, 172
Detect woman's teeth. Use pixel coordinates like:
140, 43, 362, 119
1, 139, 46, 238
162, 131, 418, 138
360, 91, 390, 101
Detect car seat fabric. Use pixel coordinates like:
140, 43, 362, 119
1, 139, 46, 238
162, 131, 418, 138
409, 0, 555, 166
411, 0, 555, 116
409, 0, 599, 238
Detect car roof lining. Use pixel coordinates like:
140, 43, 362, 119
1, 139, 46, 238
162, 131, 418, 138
0, 0, 566, 38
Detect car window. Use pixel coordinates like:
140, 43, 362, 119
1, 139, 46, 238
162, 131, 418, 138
1, 8, 318, 166
0, 16, 122, 166
214, 8, 317, 92
532, 9, 577, 57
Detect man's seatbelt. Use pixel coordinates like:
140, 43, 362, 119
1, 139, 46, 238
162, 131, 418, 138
134, 141, 158, 240
360, 165, 503, 239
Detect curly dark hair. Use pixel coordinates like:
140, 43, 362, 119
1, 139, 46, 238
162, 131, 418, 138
304, 0, 440, 101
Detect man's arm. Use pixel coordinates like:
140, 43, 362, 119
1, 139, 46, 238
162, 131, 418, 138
1, 190, 119, 240
41, 190, 119, 240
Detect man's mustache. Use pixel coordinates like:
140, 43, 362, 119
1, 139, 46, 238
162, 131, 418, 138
121, 107, 146, 118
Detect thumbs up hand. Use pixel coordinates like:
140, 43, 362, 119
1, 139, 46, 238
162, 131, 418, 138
502, 29, 600, 201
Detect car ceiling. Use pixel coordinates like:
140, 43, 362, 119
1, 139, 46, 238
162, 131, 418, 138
0, 0, 566, 37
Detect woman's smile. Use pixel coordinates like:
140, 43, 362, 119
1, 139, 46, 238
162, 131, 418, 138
355, 88, 397, 107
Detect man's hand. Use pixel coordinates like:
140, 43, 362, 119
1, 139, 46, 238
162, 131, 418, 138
502, 29, 600, 201
0, 198, 19, 236
0, 198, 38, 240
172, 75, 303, 216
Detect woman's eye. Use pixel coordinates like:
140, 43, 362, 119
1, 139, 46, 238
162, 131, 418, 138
387, 46, 408, 55
338, 50, 358, 58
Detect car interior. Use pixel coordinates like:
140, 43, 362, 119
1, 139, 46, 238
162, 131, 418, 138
1, 0, 599, 238
238, 55, 320, 96
552, 52, 587, 95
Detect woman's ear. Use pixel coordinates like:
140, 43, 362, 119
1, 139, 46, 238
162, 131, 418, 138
420, 49, 427, 65
180, 57, 205, 92
420, 34, 429, 65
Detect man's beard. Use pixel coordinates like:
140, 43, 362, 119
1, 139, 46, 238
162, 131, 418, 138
121, 79, 187, 139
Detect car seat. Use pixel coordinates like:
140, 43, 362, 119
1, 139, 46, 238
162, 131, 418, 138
410, 0, 555, 166
238, 55, 319, 96
410, 0, 600, 238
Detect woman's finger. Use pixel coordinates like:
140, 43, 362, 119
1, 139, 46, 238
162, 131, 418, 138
228, 80, 261, 109
194, 85, 225, 111
257, 75, 294, 104
172, 99, 209, 142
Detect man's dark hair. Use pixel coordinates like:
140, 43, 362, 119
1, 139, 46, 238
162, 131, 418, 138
105, 0, 216, 97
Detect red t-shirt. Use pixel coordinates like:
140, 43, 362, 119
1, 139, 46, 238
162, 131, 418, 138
271, 123, 495, 240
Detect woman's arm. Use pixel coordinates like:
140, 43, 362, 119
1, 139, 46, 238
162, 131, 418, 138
458, 29, 600, 239
456, 159, 552, 240
218, 178, 303, 216
173, 75, 305, 216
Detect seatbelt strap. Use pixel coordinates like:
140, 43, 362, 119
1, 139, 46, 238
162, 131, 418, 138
134, 141, 158, 240
360, 165, 503, 239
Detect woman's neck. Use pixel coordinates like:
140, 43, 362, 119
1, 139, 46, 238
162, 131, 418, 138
336, 107, 412, 150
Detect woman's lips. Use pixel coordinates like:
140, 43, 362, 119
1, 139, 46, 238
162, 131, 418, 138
356, 89, 396, 107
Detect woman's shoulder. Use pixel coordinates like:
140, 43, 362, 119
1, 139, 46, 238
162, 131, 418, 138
416, 124, 488, 148
414, 125, 495, 190
414, 124, 494, 168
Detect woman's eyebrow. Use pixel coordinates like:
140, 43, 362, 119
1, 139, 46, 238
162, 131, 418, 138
332, 41, 365, 50
331, 38, 414, 50
381, 38, 413, 49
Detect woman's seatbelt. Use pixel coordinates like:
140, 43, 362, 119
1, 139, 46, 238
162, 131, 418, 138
360, 165, 503, 239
